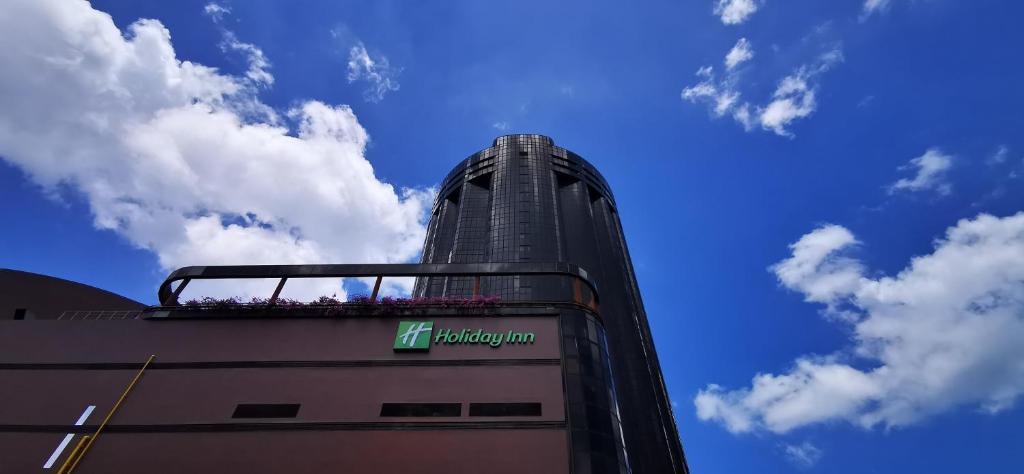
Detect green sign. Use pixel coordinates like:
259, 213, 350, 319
393, 320, 536, 351
394, 321, 433, 350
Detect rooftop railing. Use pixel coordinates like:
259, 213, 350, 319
155, 263, 599, 315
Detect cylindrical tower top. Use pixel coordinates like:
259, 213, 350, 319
491, 133, 555, 147
433, 134, 615, 218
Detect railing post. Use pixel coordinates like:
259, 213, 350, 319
268, 278, 288, 305
162, 278, 190, 306
472, 276, 481, 298
369, 276, 383, 302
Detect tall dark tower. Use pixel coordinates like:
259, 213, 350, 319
415, 135, 688, 473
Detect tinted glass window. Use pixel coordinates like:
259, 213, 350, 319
380, 403, 461, 417
468, 402, 542, 417
232, 403, 300, 418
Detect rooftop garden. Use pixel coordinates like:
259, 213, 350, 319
172, 295, 502, 314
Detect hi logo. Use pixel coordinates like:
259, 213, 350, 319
393, 321, 433, 351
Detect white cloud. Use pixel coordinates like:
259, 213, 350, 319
783, 442, 823, 468
988, 145, 1009, 166
732, 103, 754, 131
220, 31, 273, 87
862, 0, 941, 21
695, 384, 756, 433
681, 66, 744, 120
757, 49, 842, 137
758, 73, 817, 137
0, 0, 432, 300
861, 0, 891, 19
201, 4, 273, 89
492, 121, 510, 131
714, 0, 760, 25
682, 70, 719, 101
347, 42, 401, 103
682, 47, 842, 137
695, 213, 1024, 433
770, 224, 862, 306
203, 2, 230, 22
889, 148, 953, 195
682, 63, 745, 120
725, 38, 754, 70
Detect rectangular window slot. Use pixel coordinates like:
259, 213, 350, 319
232, 403, 300, 418
380, 403, 462, 417
469, 402, 542, 417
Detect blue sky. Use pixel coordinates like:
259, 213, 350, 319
2, 0, 1023, 472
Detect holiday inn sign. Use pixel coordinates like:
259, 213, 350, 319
393, 320, 536, 351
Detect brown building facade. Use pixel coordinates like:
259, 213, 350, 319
0, 263, 627, 473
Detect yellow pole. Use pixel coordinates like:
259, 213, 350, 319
58, 354, 156, 474
56, 436, 90, 473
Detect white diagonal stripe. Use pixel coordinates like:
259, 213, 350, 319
43, 405, 95, 469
